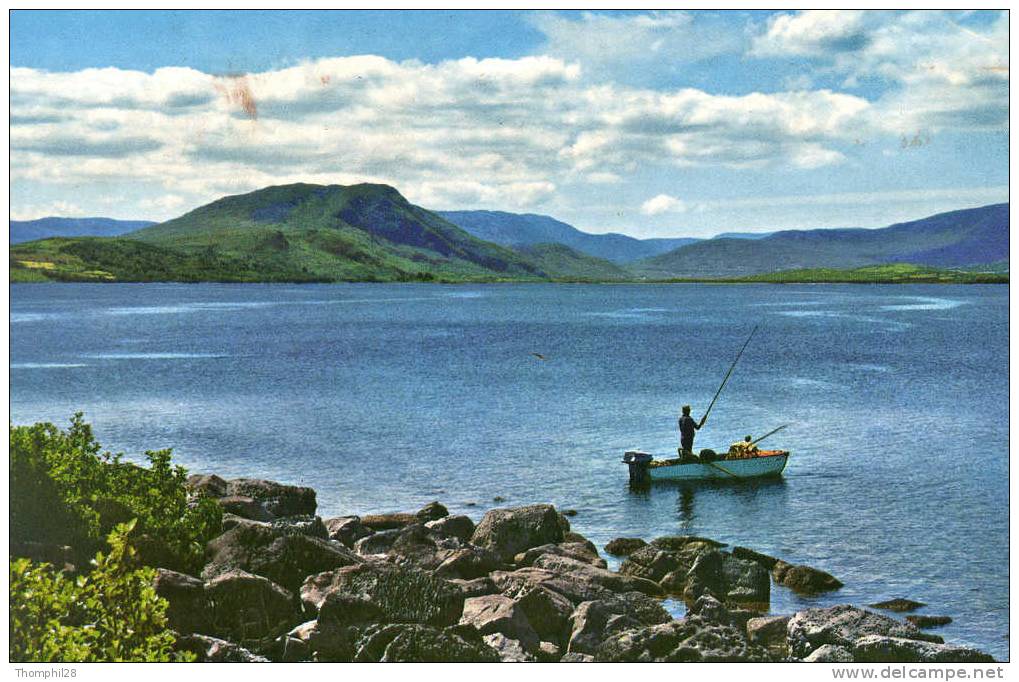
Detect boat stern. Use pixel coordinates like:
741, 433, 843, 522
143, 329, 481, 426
622, 450, 653, 484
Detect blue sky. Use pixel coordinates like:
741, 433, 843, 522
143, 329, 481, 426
9, 10, 1009, 237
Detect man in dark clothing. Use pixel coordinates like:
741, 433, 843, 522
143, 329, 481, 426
678, 405, 706, 456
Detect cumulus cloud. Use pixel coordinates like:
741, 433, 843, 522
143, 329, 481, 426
641, 194, 687, 215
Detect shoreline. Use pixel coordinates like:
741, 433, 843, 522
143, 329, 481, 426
147, 473, 1002, 662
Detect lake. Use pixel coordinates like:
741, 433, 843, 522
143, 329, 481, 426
9, 282, 1009, 660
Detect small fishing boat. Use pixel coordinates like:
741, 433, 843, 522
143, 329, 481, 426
623, 449, 790, 483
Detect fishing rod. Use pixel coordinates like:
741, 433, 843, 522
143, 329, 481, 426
701, 325, 758, 426
751, 424, 789, 446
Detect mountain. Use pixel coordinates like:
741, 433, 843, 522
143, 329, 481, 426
10, 217, 156, 244
11, 184, 626, 283
437, 210, 698, 263
712, 231, 773, 240
511, 243, 631, 280
632, 204, 1009, 279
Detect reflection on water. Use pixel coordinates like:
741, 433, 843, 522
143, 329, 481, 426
627, 477, 790, 533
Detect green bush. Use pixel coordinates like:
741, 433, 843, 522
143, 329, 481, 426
10, 521, 193, 662
9, 414, 221, 574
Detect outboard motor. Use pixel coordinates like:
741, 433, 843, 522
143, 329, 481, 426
623, 450, 653, 484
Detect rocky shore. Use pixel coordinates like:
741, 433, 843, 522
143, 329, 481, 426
160, 473, 995, 663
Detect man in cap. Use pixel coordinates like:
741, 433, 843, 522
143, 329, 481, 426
678, 405, 706, 458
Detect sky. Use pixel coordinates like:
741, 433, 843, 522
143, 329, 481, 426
9, 9, 1010, 238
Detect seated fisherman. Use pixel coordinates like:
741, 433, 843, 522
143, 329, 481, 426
727, 435, 758, 459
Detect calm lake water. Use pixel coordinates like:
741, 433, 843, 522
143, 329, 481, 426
9, 282, 1009, 660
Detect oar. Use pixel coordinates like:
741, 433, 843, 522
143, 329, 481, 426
751, 424, 789, 447
701, 325, 758, 426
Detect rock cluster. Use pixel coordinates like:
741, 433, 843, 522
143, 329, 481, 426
153, 474, 993, 663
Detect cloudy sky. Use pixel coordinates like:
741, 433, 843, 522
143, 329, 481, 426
9, 10, 1009, 237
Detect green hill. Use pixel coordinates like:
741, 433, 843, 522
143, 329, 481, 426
11, 184, 565, 283
732, 264, 1007, 284
511, 243, 631, 281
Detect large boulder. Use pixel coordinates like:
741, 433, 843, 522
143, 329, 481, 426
203, 569, 298, 643
595, 616, 770, 662
448, 576, 499, 599
490, 567, 616, 606
511, 585, 574, 645
567, 592, 671, 655
416, 501, 449, 523
353, 528, 402, 556
731, 546, 780, 570
684, 549, 769, 608
803, 644, 855, 662
514, 542, 607, 569
470, 504, 565, 563
299, 563, 465, 627
772, 560, 843, 594
216, 495, 274, 522
869, 598, 926, 613
433, 546, 504, 580
604, 538, 647, 557
531, 554, 663, 597
225, 478, 317, 517
153, 569, 210, 635
353, 623, 499, 662
285, 619, 358, 662
787, 605, 943, 659
619, 545, 685, 583
483, 633, 537, 662
385, 523, 456, 571
426, 515, 475, 542
650, 535, 726, 551
203, 522, 361, 591
459, 594, 539, 652
852, 635, 994, 663
324, 516, 373, 548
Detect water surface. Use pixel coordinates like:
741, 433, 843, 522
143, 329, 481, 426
10, 283, 1009, 659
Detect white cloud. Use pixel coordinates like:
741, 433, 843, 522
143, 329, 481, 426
751, 10, 869, 57
641, 194, 687, 215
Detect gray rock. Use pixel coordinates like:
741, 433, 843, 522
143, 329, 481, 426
185, 474, 228, 499
787, 605, 943, 659
448, 576, 499, 598
650, 535, 726, 551
483, 633, 536, 661
803, 644, 855, 662
203, 522, 361, 591
604, 537, 647, 556
514, 542, 606, 569
853, 635, 994, 663
416, 501, 449, 523
287, 619, 359, 662
433, 546, 503, 580
684, 548, 770, 608
203, 569, 298, 643
360, 512, 417, 531
595, 615, 770, 662
426, 514, 475, 542
619, 545, 684, 583
153, 568, 210, 634
216, 495, 274, 522
732, 546, 780, 570
460, 594, 539, 651
354, 623, 500, 662
906, 615, 952, 629
772, 560, 843, 595
538, 640, 561, 662
299, 563, 465, 627
490, 567, 616, 605
568, 592, 671, 655
470, 504, 566, 563
512, 585, 574, 644
225, 478, 316, 517
353, 528, 402, 556
746, 614, 791, 647
175, 633, 269, 662
531, 554, 663, 597
869, 598, 926, 613
324, 516, 373, 547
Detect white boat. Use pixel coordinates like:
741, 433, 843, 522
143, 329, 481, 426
623, 449, 789, 483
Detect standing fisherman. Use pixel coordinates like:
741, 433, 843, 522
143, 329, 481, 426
678, 405, 706, 457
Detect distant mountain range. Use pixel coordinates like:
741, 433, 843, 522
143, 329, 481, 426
8, 185, 1008, 283
10, 217, 155, 244
437, 210, 698, 264
632, 203, 1009, 279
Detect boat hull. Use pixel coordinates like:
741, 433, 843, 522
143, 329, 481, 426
648, 452, 789, 481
